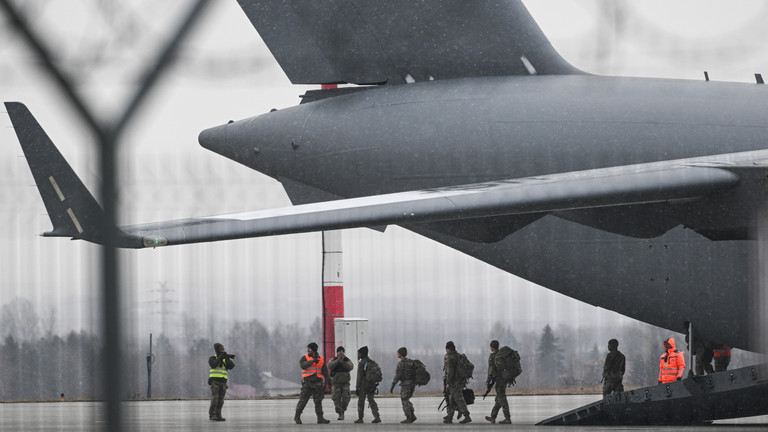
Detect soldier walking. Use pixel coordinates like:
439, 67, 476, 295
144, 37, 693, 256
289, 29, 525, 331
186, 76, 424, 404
354, 346, 382, 423
327, 346, 354, 420
390, 346, 417, 423
294, 342, 332, 424
602, 339, 626, 396
443, 341, 471, 424
485, 340, 511, 424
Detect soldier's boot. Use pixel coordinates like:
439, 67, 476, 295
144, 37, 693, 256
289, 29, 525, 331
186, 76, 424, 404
372, 416, 382, 423
406, 408, 417, 423
317, 416, 331, 424
338, 412, 344, 421
294, 411, 302, 424
354, 418, 364, 424
485, 416, 496, 423
499, 417, 512, 424
400, 416, 415, 424
459, 414, 472, 424
443, 414, 453, 424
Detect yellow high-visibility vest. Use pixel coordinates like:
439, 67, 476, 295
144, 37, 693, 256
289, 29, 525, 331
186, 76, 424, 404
210, 358, 229, 380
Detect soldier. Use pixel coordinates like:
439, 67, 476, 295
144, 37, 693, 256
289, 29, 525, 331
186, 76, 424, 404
443, 341, 471, 424
602, 339, 626, 396
390, 346, 417, 423
686, 332, 715, 376
714, 345, 732, 372
208, 343, 235, 421
694, 339, 715, 376
485, 340, 511, 424
294, 342, 332, 425
354, 346, 382, 423
327, 346, 354, 420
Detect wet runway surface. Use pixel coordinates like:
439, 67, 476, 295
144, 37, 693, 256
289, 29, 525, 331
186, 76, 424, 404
1, 395, 766, 431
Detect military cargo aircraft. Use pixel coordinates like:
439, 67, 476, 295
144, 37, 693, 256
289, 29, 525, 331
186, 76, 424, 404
6, 0, 768, 423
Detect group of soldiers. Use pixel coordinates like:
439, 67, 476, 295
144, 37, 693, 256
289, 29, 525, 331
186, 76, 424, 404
293, 339, 518, 425
208, 335, 733, 424
602, 337, 733, 398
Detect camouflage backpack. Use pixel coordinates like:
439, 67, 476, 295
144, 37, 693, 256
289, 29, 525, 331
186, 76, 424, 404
412, 359, 431, 386
494, 346, 522, 382
365, 359, 383, 384
456, 353, 474, 380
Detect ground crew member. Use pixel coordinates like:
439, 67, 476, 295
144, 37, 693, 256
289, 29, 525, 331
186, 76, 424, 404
390, 346, 417, 423
714, 345, 732, 372
658, 337, 685, 384
354, 346, 381, 423
485, 340, 511, 424
327, 346, 354, 420
602, 339, 626, 396
686, 333, 715, 376
443, 341, 471, 424
208, 342, 235, 421
294, 342, 332, 424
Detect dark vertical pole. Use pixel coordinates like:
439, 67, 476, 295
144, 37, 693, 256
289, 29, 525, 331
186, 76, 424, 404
147, 333, 153, 399
100, 126, 121, 430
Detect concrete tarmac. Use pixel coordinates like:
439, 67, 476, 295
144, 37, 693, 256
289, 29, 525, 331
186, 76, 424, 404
1, 395, 766, 431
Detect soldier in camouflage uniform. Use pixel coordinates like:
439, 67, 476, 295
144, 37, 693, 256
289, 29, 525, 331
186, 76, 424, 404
354, 346, 381, 424
327, 346, 354, 420
443, 341, 471, 424
389, 346, 417, 423
485, 340, 511, 424
294, 342, 332, 424
602, 339, 626, 396
713, 345, 732, 372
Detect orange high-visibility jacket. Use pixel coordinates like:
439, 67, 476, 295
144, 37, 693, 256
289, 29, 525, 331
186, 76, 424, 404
658, 337, 685, 383
302, 353, 325, 378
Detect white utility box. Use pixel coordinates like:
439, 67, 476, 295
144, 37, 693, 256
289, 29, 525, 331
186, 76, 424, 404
333, 318, 369, 391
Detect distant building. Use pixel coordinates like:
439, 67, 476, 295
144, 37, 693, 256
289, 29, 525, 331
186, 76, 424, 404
226, 384, 262, 398
260, 371, 301, 397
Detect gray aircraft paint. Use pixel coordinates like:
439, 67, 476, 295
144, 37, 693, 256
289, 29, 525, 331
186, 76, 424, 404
7, 0, 768, 353
197, 73, 768, 351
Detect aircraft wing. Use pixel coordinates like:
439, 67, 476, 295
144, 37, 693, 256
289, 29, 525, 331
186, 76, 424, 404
9, 101, 761, 249
124, 161, 742, 248
235, 0, 581, 85
10, 99, 754, 248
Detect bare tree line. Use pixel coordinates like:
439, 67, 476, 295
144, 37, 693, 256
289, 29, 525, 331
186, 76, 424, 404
0, 297, 763, 401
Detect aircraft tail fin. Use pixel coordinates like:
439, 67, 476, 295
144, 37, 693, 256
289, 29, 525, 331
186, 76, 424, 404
5, 102, 114, 245
236, 0, 582, 85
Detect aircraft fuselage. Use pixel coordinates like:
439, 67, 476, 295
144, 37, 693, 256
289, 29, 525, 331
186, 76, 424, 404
200, 75, 768, 350
203, 75, 768, 195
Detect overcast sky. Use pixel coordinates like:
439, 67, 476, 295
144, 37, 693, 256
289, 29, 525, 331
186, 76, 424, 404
2, 0, 768, 343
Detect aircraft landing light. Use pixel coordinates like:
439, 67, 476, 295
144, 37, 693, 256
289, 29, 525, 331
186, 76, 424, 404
142, 235, 168, 248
